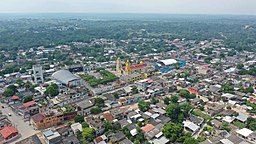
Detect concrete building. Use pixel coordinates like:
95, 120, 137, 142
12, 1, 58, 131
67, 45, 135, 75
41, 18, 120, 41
33, 65, 44, 84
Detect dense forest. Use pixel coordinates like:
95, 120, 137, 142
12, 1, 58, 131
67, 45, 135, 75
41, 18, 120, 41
0, 14, 256, 52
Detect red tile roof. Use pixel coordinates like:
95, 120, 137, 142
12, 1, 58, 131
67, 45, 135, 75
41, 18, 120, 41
188, 88, 199, 95
141, 124, 154, 133
0, 126, 18, 139
129, 63, 147, 70
11, 95, 20, 100
23, 101, 36, 107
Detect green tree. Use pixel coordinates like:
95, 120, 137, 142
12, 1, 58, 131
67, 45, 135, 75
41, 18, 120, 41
164, 97, 170, 105
170, 95, 179, 103
131, 86, 139, 94
45, 84, 59, 97
82, 127, 95, 142
3, 85, 17, 97
183, 137, 199, 144
166, 103, 182, 122
221, 122, 231, 132
247, 117, 256, 131
16, 79, 25, 87
236, 63, 244, 69
74, 115, 85, 123
163, 122, 183, 143
81, 122, 89, 128
150, 97, 158, 104
90, 107, 102, 114
138, 100, 150, 112
94, 97, 104, 107
23, 96, 33, 103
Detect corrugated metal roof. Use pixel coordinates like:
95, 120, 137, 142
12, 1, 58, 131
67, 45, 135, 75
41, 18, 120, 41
52, 70, 79, 85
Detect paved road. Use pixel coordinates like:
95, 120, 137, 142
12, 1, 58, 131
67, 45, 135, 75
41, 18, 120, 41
0, 103, 40, 143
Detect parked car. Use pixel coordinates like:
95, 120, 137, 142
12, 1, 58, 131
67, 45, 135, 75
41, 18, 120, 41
8, 113, 12, 116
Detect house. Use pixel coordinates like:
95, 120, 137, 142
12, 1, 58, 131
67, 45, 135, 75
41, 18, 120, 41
94, 135, 108, 144
211, 119, 222, 129
235, 113, 248, 123
76, 99, 94, 116
8, 95, 21, 105
42, 129, 62, 144
183, 120, 200, 135
20, 100, 39, 118
236, 128, 256, 142
86, 116, 105, 135
15, 134, 42, 144
152, 136, 169, 144
0, 126, 19, 143
141, 124, 155, 133
102, 112, 114, 122
145, 128, 160, 140
71, 123, 82, 133
205, 102, 224, 116
119, 138, 133, 144
110, 132, 126, 143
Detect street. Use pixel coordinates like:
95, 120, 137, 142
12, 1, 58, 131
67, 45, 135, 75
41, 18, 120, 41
0, 103, 40, 143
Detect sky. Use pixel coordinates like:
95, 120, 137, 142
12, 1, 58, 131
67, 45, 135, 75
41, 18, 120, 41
0, 0, 256, 15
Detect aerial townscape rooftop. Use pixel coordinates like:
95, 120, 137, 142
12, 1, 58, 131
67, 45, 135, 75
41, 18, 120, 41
0, 1, 256, 144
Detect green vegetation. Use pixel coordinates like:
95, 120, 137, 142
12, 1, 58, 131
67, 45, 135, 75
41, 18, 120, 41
178, 89, 196, 100
233, 121, 246, 128
163, 122, 183, 142
150, 97, 159, 104
74, 115, 85, 123
90, 106, 102, 114
123, 126, 146, 144
3, 85, 17, 97
236, 63, 244, 69
82, 127, 95, 142
80, 70, 118, 87
63, 105, 75, 113
45, 83, 59, 97
94, 97, 105, 107
247, 117, 256, 131
166, 102, 192, 123
23, 96, 33, 103
138, 100, 150, 112
104, 121, 121, 135
239, 87, 254, 93
221, 122, 231, 132
238, 67, 256, 76
192, 109, 211, 120
221, 83, 235, 93
246, 102, 256, 114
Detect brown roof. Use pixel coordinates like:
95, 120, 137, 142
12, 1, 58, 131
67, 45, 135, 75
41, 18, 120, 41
103, 112, 114, 122
141, 124, 154, 133
31, 113, 45, 123
95, 136, 103, 143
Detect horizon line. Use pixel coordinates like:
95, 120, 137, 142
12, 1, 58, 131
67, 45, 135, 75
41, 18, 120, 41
0, 12, 255, 17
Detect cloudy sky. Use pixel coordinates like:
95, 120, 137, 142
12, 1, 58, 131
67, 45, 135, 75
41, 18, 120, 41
0, 0, 256, 15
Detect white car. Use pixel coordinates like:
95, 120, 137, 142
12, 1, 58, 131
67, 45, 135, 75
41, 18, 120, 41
8, 113, 11, 116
